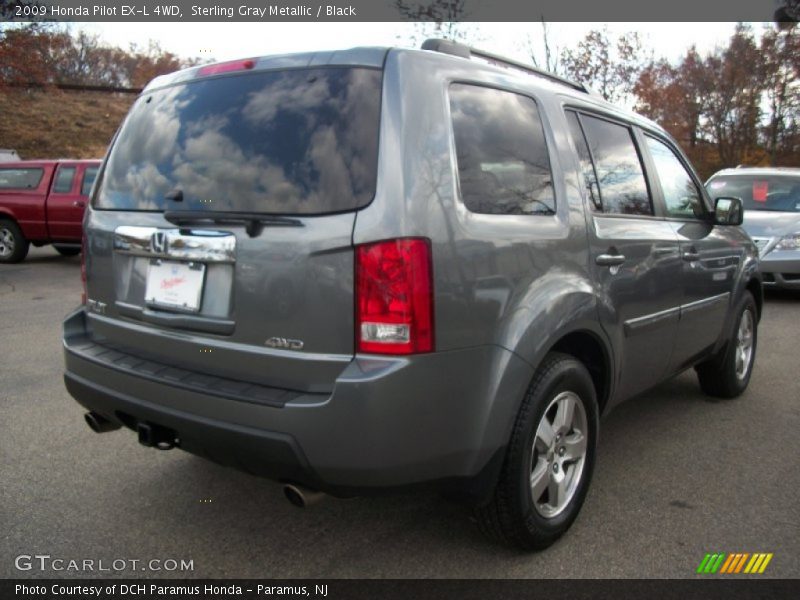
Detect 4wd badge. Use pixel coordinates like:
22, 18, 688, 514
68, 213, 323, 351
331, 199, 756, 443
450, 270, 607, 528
265, 337, 304, 351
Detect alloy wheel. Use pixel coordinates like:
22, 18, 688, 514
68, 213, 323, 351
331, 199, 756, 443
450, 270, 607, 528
529, 391, 588, 518
735, 308, 755, 381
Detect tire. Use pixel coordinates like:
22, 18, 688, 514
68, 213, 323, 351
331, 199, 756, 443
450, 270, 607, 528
475, 352, 599, 550
695, 291, 758, 399
0, 219, 30, 264
54, 245, 81, 257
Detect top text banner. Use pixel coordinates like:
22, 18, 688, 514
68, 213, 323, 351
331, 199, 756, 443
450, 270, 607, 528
2, 0, 794, 23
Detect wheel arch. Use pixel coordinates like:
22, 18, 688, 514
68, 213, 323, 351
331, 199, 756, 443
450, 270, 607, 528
745, 277, 763, 322
547, 329, 613, 416
497, 281, 616, 418
0, 209, 20, 225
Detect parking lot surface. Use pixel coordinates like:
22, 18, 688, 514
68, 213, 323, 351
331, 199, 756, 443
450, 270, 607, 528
2, 246, 798, 578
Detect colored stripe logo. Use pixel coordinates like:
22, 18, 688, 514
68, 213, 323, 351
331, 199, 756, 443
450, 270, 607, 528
697, 552, 773, 574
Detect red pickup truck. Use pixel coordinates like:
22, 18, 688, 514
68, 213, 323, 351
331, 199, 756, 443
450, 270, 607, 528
0, 159, 101, 263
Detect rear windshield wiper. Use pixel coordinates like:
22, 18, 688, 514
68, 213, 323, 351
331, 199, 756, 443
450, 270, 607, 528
163, 210, 303, 238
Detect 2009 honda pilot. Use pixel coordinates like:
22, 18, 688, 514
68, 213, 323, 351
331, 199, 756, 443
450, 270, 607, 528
63, 39, 762, 550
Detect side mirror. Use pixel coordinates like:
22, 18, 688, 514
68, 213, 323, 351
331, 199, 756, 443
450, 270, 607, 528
714, 196, 744, 226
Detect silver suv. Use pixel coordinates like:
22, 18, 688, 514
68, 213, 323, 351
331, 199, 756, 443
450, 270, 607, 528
63, 40, 762, 550
707, 167, 800, 290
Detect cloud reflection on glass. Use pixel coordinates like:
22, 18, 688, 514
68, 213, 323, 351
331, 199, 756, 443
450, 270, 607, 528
98, 67, 381, 215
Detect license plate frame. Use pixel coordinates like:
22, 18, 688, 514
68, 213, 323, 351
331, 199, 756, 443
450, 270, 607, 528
145, 259, 206, 313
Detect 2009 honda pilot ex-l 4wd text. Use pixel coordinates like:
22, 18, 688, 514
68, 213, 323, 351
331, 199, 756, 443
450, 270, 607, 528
63, 39, 762, 550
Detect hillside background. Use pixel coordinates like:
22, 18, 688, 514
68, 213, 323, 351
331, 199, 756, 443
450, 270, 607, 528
0, 87, 134, 159
0, 24, 197, 161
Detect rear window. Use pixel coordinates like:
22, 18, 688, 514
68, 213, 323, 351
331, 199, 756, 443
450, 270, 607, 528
706, 174, 800, 212
95, 67, 382, 214
0, 168, 43, 190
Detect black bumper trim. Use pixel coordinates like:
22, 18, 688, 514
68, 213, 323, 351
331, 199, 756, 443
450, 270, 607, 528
65, 334, 325, 408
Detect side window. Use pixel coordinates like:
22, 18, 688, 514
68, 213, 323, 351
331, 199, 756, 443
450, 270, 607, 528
566, 111, 601, 210
579, 114, 652, 216
81, 166, 99, 196
449, 84, 555, 216
53, 166, 76, 194
0, 168, 43, 190
645, 136, 705, 219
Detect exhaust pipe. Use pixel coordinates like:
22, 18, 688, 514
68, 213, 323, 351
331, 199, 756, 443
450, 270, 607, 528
283, 483, 326, 508
84, 412, 121, 433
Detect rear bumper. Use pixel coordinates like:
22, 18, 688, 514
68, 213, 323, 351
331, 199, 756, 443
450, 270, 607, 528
63, 309, 532, 501
760, 253, 800, 289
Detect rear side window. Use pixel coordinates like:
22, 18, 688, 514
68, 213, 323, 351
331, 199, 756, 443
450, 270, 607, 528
96, 67, 382, 214
566, 111, 601, 210
645, 136, 705, 219
82, 166, 99, 196
577, 114, 652, 216
53, 166, 76, 193
450, 84, 555, 216
0, 168, 43, 190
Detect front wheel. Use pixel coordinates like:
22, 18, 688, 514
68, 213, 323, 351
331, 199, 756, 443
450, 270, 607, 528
695, 291, 758, 399
475, 352, 598, 550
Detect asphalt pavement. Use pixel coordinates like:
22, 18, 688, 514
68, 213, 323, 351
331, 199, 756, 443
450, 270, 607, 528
2, 246, 798, 578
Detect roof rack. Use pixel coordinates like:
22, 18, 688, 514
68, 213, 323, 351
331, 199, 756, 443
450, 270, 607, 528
421, 38, 589, 94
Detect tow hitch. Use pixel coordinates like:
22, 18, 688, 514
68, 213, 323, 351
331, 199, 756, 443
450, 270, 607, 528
137, 422, 178, 450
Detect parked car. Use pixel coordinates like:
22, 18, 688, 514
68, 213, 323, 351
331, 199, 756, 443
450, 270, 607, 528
0, 149, 20, 161
63, 40, 762, 550
0, 159, 101, 263
706, 167, 800, 290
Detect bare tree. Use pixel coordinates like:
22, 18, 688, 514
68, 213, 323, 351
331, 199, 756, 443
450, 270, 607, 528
699, 24, 764, 166
560, 28, 647, 103
774, 0, 800, 24
394, 0, 475, 47
526, 20, 561, 75
760, 24, 800, 162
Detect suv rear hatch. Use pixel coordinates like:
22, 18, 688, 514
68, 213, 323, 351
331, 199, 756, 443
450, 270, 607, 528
83, 58, 384, 394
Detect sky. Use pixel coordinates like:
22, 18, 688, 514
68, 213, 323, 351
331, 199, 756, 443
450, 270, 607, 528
75, 21, 765, 65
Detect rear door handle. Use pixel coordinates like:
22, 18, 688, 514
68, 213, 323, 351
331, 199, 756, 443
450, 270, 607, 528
682, 251, 700, 262
596, 253, 626, 267
73, 200, 86, 208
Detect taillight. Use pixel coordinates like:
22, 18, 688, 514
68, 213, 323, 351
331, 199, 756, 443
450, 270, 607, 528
356, 238, 434, 355
197, 59, 255, 77
80, 233, 87, 305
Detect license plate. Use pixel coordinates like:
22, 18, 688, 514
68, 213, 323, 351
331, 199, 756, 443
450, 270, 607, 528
145, 260, 206, 313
